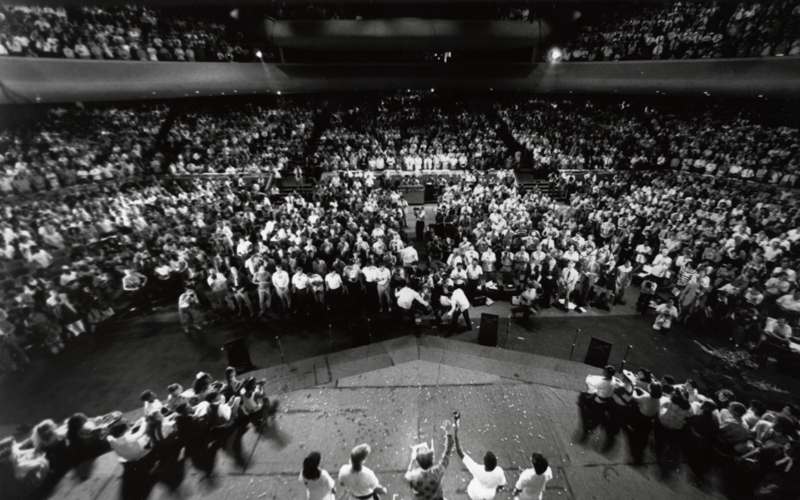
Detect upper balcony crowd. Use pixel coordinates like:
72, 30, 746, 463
560, 0, 800, 61
0, 5, 265, 61
1, 1, 798, 62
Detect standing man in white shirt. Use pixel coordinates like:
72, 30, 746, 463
513, 453, 552, 500
579, 365, 618, 439
454, 413, 507, 500
108, 419, 157, 500
447, 286, 473, 334
325, 268, 344, 311
272, 263, 291, 313
362, 260, 380, 312
252, 264, 272, 316
292, 268, 311, 315
558, 261, 580, 311
466, 259, 484, 300
343, 258, 363, 312
481, 248, 497, 277
375, 263, 392, 313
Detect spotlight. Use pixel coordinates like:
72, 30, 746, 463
277, 91, 281, 95
256, 51, 262, 59
549, 48, 563, 62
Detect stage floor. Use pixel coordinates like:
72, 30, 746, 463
40, 337, 729, 500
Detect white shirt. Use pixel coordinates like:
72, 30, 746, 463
450, 288, 471, 312
300, 470, 336, 500
325, 272, 343, 290
338, 464, 380, 498
467, 265, 483, 280
464, 454, 507, 500
362, 266, 379, 283
400, 246, 419, 266
585, 375, 616, 399
272, 270, 290, 290
194, 401, 232, 421
515, 467, 552, 500
143, 399, 163, 416
293, 273, 310, 290
376, 268, 391, 286
396, 287, 429, 310
108, 423, 150, 462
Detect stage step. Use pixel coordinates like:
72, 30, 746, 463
251, 335, 598, 397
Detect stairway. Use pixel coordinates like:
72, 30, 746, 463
515, 171, 556, 198
489, 105, 533, 170
148, 104, 183, 172
270, 104, 330, 204
273, 176, 315, 204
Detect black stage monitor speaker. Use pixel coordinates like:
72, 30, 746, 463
223, 337, 256, 374
477, 313, 499, 347
584, 337, 613, 368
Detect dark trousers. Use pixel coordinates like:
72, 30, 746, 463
327, 288, 344, 311
605, 403, 632, 439
293, 289, 309, 313
627, 412, 653, 463
511, 305, 536, 321
416, 220, 425, 241
365, 282, 378, 311
451, 308, 472, 332
466, 279, 480, 301
653, 418, 683, 464
120, 452, 159, 500
578, 393, 609, 434
345, 281, 362, 312
541, 280, 556, 308
636, 292, 654, 313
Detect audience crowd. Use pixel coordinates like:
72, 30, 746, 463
0, 89, 799, 499
0, 5, 261, 62
1, 104, 166, 196
1, 97, 796, 192
0, 169, 426, 368
4, 1, 800, 64
581, 364, 799, 498
165, 101, 317, 176
561, 0, 800, 61
0, 365, 278, 499
425, 166, 800, 344
498, 97, 800, 182
314, 94, 512, 174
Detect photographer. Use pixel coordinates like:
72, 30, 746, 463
177, 285, 202, 334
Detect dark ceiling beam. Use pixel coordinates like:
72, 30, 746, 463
264, 19, 550, 50
1, 58, 797, 105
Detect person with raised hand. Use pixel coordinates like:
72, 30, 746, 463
453, 411, 507, 500
404, 419, 455, 500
